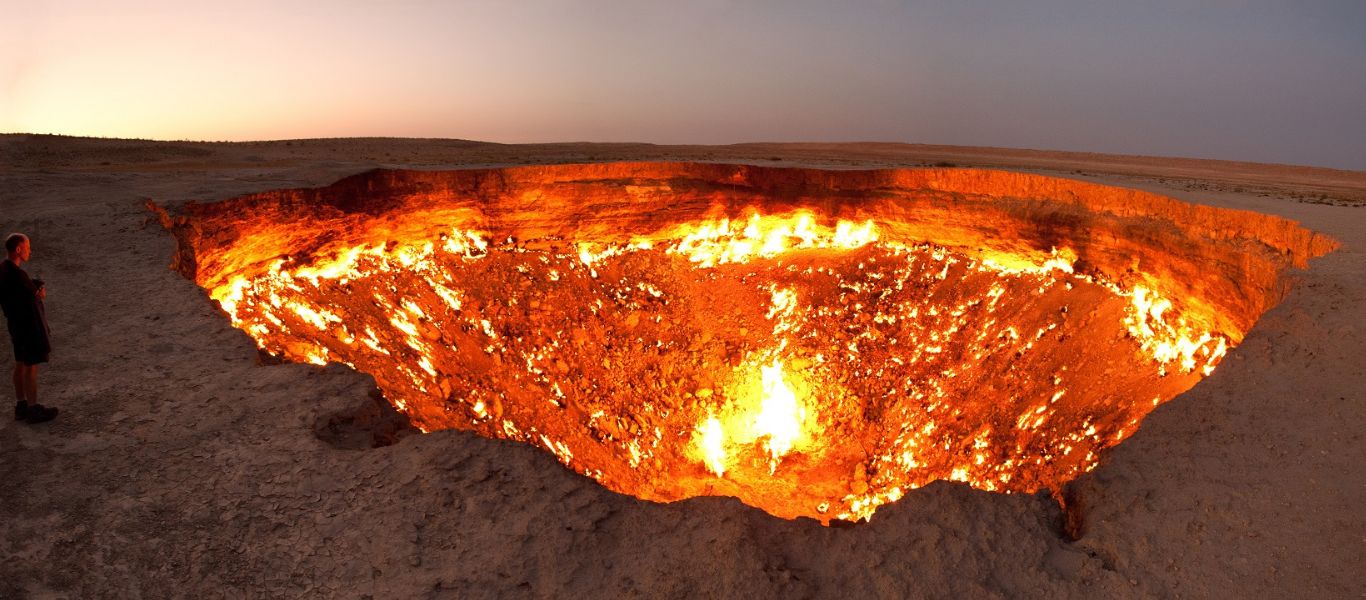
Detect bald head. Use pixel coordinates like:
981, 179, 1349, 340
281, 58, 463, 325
5, 233, 31, 264
5, 233, 28, 253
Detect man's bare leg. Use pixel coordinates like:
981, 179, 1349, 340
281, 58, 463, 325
14, 363, 54, 422
13, 362, 29, 420
21, 364, 37, 404
11, 362, 22, 404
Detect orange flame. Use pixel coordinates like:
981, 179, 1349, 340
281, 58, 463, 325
696, 415, 727, 477
753, 359, 805, 473
669, 211, 876, 267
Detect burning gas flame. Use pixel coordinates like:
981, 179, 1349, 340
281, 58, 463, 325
689, 359, 807, 477
1124, 285, 1229, 376
669, 211, 877, 267
696, 415, 727, 477
753, 359, 805, 473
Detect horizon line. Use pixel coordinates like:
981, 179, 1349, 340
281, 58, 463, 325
4, 131, 1362, 175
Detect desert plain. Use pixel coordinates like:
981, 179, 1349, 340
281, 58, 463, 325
1, 134, 1363, 598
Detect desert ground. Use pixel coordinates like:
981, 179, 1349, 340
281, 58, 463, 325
1, 134, 1362, 599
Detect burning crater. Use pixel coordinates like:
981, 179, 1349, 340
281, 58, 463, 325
158, 163, 1335, 523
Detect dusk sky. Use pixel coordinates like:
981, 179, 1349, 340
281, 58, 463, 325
3, 1, 1364, 170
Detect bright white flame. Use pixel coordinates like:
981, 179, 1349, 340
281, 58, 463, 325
669, 211, 877, 267
753, 359, 804, 473
697, 416, 727, 476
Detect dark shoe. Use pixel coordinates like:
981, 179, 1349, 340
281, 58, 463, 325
23, 403, 58, 424
14, 401, 25, 421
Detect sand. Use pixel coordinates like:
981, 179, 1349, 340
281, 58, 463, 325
1, 134, 1362, 598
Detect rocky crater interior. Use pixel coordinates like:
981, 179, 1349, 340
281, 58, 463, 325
157, 163, 1335, 523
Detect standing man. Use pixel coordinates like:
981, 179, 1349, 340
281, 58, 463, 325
1, 233, 58, 423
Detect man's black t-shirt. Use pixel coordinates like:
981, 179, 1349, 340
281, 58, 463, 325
0, 260, 51, 363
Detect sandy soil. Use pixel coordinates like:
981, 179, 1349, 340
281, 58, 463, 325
1, 134, 1362, 599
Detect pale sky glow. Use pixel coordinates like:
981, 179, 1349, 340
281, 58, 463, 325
3, 0, 1364, 169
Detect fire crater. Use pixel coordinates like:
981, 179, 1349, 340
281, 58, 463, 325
158, 163, 1334, 523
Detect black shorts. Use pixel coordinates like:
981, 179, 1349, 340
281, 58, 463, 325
7, 320, 49, 365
